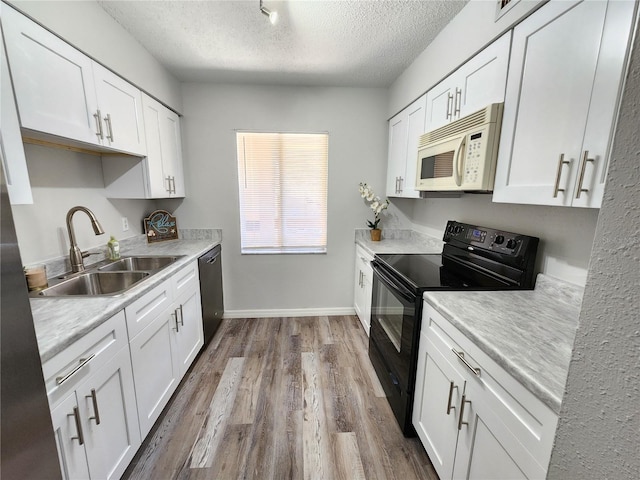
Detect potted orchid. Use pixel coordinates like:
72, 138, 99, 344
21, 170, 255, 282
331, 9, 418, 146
359, 182, 389, 241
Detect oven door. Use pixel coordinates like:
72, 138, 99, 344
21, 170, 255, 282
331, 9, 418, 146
369, 264, 419, 393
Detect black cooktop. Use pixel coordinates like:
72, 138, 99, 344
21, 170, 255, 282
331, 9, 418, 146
373, 221, 540, 293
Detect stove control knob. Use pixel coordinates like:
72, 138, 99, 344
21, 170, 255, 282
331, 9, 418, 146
494, 235, 504, 245
454, 225, 463, 234
506, 239, 518, 249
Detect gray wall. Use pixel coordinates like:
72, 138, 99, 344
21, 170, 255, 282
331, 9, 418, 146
169, 83, 389, 315
12, 144, 155, 264
399, 195, 599, 286
547, 28, 640, 479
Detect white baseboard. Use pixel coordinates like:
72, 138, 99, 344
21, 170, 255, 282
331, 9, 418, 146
223, 307, 356, 319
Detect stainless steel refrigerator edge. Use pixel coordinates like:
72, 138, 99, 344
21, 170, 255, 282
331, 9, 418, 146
0, 75, 61, 480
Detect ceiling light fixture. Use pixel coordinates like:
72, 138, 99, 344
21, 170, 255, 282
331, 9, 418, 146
260, 0, 278, 25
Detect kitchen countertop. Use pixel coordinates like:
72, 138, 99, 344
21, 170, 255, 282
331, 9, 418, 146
423, 274, 584, 414
355, 229, 444, 256
31, 230, 220, 363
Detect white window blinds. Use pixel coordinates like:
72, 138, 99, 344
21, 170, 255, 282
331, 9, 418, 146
236, 132, 328, 254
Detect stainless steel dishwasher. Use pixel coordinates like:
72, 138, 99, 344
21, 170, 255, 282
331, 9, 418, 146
198, 245, 224, 345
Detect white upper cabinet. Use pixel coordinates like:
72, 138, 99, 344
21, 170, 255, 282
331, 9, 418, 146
493, 0, 636, 208
386, 94, 426, 198
2, 5, 100, 145
142, 93, 185, 198
2, 5, 147, 156
425, 32, 511, 132
1, 29, 32, 204
92, 63, 146, 156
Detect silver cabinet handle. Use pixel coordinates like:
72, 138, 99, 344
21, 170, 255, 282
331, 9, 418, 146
454, 88, 462, 117
93, 110, 104, 140
398, 176, 404, 194
457, 394, 472, 431
68, 407, 85, 445
446, 92, 453, 120
178, 304, 184, 327
553, 153, 571, 198
576, 150, 595, 199
452, 349, 480, 376
86, 388, 101, 425
172, 176, 177, 194
56, 354, 96, 385
171, 310, 179, 332
165, 175, 172, 193
446, 381, 457, 415
104, 113, 114, 141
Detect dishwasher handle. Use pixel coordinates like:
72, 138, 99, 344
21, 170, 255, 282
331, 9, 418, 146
199, 245, 221, 264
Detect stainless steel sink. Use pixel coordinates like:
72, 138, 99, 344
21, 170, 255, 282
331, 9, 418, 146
38, 271, 149, 297
98, 255, 181, 272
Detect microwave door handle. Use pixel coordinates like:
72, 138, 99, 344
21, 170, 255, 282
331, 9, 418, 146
453, 136, 466, 187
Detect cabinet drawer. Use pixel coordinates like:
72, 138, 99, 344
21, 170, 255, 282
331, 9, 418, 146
125, 279, 173, 339
422, 302, 559, 470
43, 310, 128, 408
172, 260, 199, 300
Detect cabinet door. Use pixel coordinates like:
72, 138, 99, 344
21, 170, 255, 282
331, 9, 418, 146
142, 93, 185, 198
413, 331, 464, 480
93, 63, 146, 156
493, 0, 622, 207
425, 79, 456, 132
403, 95, 426, 197
78, 346, 141, 480
452, 377, 546, 480
1, 33, 32, 204
174, 286, 204, 376
50, 393, 91, 480
129, 308, 181, 438
2, 5, 99, 145
386, 110, 408, 197
353, 248, 373, 335
425, 32, 510, 132
457, 31, 510, 118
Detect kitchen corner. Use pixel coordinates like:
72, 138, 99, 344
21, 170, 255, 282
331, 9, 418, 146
31, 229, 221, 363
423, 274, 584, 414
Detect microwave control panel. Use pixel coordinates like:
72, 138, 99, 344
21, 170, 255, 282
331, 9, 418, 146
464, 131, 484, 184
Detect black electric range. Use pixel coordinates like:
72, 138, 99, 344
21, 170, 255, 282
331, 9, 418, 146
368, 220, 539, 436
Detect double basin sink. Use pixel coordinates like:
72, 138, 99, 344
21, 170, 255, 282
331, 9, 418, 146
36, 256, 184, 297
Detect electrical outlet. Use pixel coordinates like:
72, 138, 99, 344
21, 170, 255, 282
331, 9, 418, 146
121, 217, 129, 231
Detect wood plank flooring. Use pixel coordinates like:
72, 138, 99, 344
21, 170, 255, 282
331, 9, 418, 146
122, 316, 438, 480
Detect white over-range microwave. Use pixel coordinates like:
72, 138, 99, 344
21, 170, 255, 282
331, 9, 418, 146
416, 103, 503, 192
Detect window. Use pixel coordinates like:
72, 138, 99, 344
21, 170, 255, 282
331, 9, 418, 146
236, 132, 328, 254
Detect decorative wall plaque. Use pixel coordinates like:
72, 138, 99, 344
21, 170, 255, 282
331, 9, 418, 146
144, 210, 178, 243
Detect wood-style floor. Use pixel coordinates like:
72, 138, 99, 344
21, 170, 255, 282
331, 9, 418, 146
122, 316, 438, 480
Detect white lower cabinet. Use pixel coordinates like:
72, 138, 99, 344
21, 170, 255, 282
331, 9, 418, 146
127, 260, 204, 438
45, 311, 140, 480
353, 245, 374, 335
414, 303, 558, 480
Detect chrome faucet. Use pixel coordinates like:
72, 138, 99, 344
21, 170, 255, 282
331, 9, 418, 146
66, 206, 105, 272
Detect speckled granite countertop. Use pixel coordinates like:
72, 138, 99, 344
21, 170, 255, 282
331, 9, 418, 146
423, 274, 584, 414
355, 229, 444, 256
31, 230, 220, 363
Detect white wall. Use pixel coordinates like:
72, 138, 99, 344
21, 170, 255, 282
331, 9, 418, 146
172, 83, 389, 314
6, 0, 183, 111
388, 0, 545, 117
547, 27, 640, 479
12, 144, 155, 264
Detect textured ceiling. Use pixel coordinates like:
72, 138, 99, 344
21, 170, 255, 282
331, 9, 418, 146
97, 0, 468, 87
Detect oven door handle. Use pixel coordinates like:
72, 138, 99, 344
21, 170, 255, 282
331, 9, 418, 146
373, 265, 415, 303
